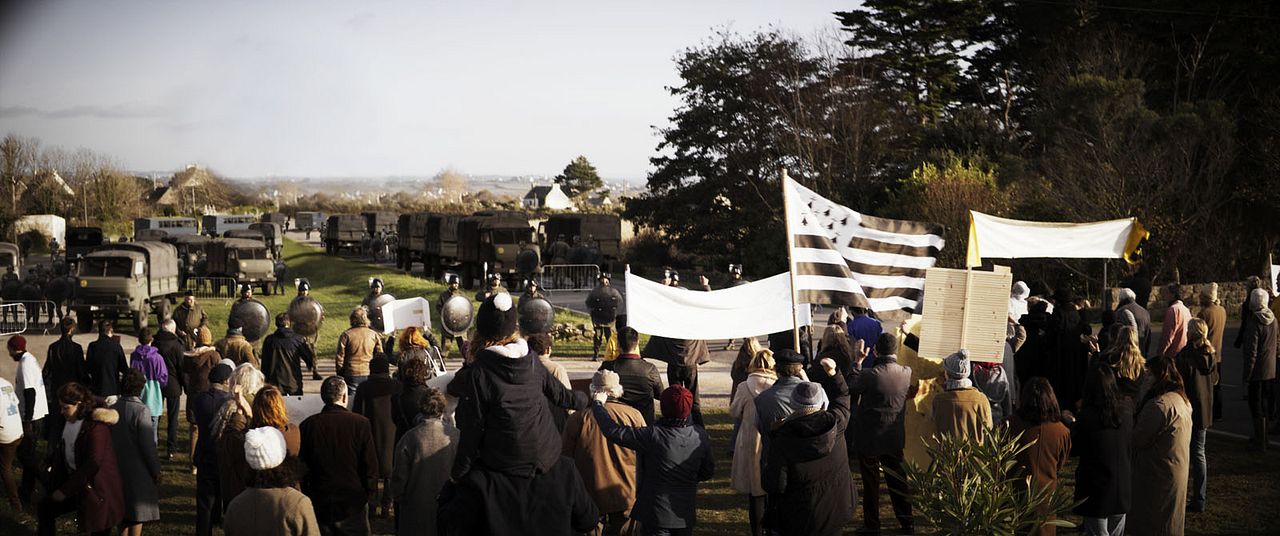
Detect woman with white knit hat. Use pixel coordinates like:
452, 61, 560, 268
223, 427, 318, 536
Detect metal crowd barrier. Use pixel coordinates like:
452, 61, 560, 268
538, 264, 602, 291
0, 300, 61, 335
182, 277, 241, 301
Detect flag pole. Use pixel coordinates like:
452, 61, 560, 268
781, 168, 802, 352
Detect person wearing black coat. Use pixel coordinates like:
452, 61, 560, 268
1115, 289, 1153, 356
600, 327, 665, 424
437, 455, 598, 536
762, 359, 855, 536
1016, 302, 1053, 386
1071, 364, 1133, 535
260, 313, 316, 396
300, 376, 380, 535
450, 293, 588, 481
85, 321, 128, 397
190, 364, 233, 536
352, 355, 402, 518
154, 320, 187, 458
44, 317, 86, 440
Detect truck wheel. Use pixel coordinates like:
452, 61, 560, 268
261, 284, 271, 296
133, 309, 148, 332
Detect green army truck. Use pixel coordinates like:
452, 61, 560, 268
539, 213, 622, 272
206, 238, 276, 295
324, 214, 364, 255
72, 241, 181, 333
456, 212, 541, 289
396, 212, 431, 272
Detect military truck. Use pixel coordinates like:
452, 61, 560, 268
163, 234, 210, 286
396, 212, 432, 272
248, 222, 284, 258
426, 212, 540, 288
363, 211, 398, 236
324, 214, 365, 255
134, 229, 169, 241
201, 214, 257, 237
539, 213, 622, 271
134, 217, 199, 237
295, 212, 326, 233
71, 241, 180, 333
0, 242, 21, 280
260, 212, 289, 231
65, 227, 105, 261
205, 238, 276, 295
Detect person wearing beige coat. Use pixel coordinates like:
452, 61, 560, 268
729, 350, 776, 536
1129, 358, 1193, 536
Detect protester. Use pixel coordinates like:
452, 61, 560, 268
730, 336, 765, 396
592, 384, 714, 536
1241, 288, 1277, 450
1196, 283, 1227, 421
1006, 377, 1072, 536
563, 370, 644, 536
643, 332, 710, 424
1115, 288, 1152, 356
396, 326, 435, 369
0, 372, 24, 511
728, 348, 775, 536
972, 360, 1013, 424
846, 307, 883, 368
1015, 300, 1053, 385
848, 333, 915, 535
299, 376, 379, 535
1106, 325, 1151, 407
45, 317, 86, 440
1159, 284, 1192, 359
250, 385, 301, 455
191, 363, 233, 536
213, 363, 265, 508
223, 427, 320, 536
337, 307, 383, 398
85, 320, 128, 397
1176, 318, 1216, 512
112, 370, 161, 536
130, 328, 170, 444
183, 327, 222, 469
1009, 281, 1030, 322
450, 292, 588, 480
36, 382, 124, 536
1130, 357, 1193, 535
816, 326, 857, 376
1234, 275, 1264, 350
9, 334, 48, 505
351, 355, 402, 518
154, 319, 188, 458
1072, 364, 1133, 536
754, 348, 809, 440
932, 349, 994, 443
762, 358, 854, 536
216, 326, 258, 367
1047, 289, 1091, 412
600, 327, 664, 425
529, 332, 571, 388
391, 387, 457, 536
437, 449, 598, 535
392, 358, 435, 440
261, 313, 316, 396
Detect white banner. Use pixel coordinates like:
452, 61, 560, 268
380, 297, 431, 334
625, 271, 812, 340
967, 211, 1144, 267
1271, 264, 1279, 297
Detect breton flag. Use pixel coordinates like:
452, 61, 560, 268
783, 175, 946, 312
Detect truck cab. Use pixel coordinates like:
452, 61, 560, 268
65, 227, 105, 262
72, 242, 179, 333
247, 222, 284, 258
458, 214, 541, 287
324, 214, 365, 255
163, 234, 211, 286
207, 238, 276, 295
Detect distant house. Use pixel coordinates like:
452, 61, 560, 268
586, 193, 613, 208
522, 183, 573, 210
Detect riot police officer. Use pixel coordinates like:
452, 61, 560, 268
586, 272, 623, 361
475, 272, 507, 302
437, 275, 466, 354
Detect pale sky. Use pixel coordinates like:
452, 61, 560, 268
0, 0, 848, 179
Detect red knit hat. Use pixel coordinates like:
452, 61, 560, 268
660, 384, 693, 420
6, 335, 26, 353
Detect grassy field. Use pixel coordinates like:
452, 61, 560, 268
3, 409, 1277, 535
194, 237, 599, 363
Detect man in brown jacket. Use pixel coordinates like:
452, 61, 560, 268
173, 291, 208, 349
1196, 283, 1227, 420
215, 326, 258, 367
563, 370, 644, 535
338, 307, 383, 398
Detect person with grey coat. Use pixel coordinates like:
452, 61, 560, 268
1242, 288, 1277, 449
112, 369, 162, 530
847, 333, 915, 534
1115, 289, 1152, 356
391, 387, 458, 536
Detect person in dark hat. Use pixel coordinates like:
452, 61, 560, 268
449, 292, 587, 481
237, 283, 254, 303
591, 384, 714, 535
753, 348, 811, 458
361, 278, 388, 332
474, 272, 507, 303
849, 333, 915, 535
191, 363, 234, 536
296, 278, 311, 296
587, 272, 623, 362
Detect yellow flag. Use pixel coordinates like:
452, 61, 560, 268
965, 211, 982, 268
1122, 218, 1150, 264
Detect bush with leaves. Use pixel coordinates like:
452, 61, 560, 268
894, 425, 1077, 535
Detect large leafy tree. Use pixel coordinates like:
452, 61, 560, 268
554, 156, 603, 198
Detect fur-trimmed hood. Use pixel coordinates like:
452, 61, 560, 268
90, 407, 119, 425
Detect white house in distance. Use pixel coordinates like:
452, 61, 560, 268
522, 183, 573, 210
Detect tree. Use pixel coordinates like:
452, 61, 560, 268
554, 156, 603, 198
434, 167, 468, 202
0, 134, 39, 213
893, 155, 1007, 268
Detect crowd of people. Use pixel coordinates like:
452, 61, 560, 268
0, 272, 1276, 536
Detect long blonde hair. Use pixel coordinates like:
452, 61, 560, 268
747, 348, 777, 378
1112, 325, 1146, 382
1187, 318, 1215, 356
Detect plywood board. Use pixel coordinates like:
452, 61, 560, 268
919, 266, 1013, 363
381, 297, 432, 334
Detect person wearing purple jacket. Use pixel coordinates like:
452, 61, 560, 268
130, 329, 170, 444
847, 307, 883, 368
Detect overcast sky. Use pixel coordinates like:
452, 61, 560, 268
0, 0, 846, 179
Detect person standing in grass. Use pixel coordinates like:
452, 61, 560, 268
223, 427, 319, 536
112, 370, 161, 536
154, 319, 188, 460
1195, 284, 1226, 421
848, 333, 915, 536
729, 348, 775, 536
129, 329, 169, 445
1130, 357, 1193, 536
563, 370, 644, 536
337, 307, 383, 399
1072, 365, 1133, 536
351, 355, 401, 519
390, 387, 457, 536
1176, 319, 1216, 513
932, 349, 993, 444
1007, 377, 1072, 536
85, 320, 128, 397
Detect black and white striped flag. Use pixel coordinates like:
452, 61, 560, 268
784, 176, 945, 312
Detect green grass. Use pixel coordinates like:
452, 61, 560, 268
194, 237, 598, 363
2, 410, 1278, 535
